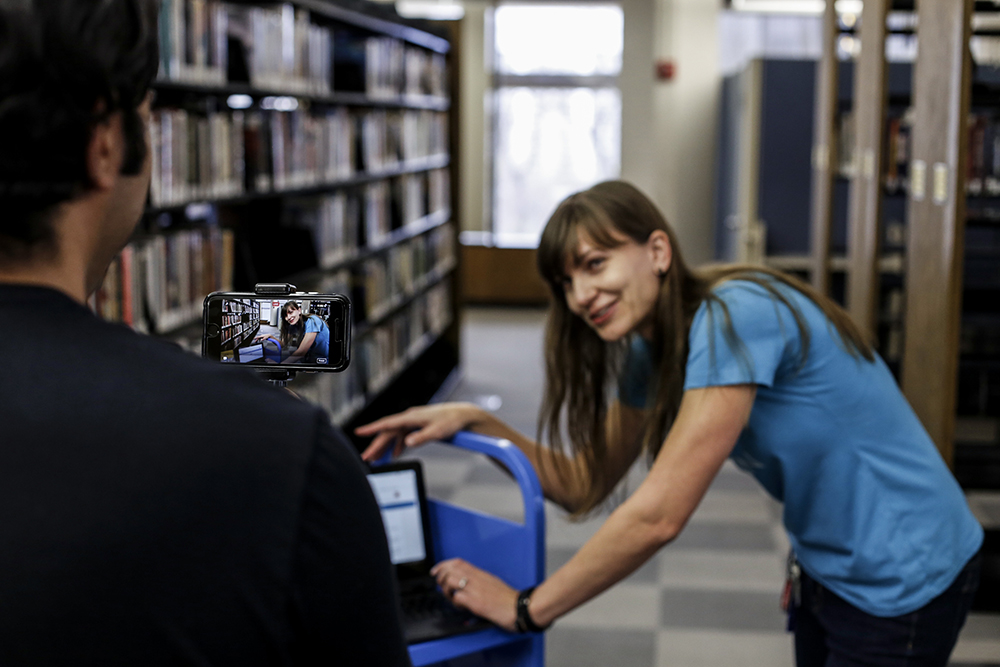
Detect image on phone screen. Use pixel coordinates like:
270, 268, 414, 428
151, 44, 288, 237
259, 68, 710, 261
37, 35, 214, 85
203, 294, 350, 372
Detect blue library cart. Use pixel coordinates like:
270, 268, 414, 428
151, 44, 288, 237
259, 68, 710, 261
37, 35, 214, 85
407, 431, 546, 667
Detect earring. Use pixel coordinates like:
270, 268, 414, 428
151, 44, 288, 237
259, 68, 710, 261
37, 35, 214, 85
657, 268, 667, 278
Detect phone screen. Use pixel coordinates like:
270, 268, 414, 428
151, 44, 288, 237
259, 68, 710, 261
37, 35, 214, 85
202, 293, 351, 372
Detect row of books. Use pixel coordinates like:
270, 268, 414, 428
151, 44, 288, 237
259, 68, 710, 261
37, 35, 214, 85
287, 169, 450, 268
878, 286, 905, 364
157, 0, 228, 85
360, 109, 448, 173
243, 4, 332, 94
90, 228, 235, 334
359, 279, 453, 397
966, 112, 1000, 196
293, 279, 453, 424
157, 1, 448, 99
837, 111, 912, 194
355, 224, 455, 321
335, 33, 447, 100
149, 106, 446, 208
362, 37, 446, 99
219, 299, 261, 349
150, 109, 245, 207
363, 170, 450, 247
838, 109, 1000, 197
221, 319, 259, 348
247, 107, 354, 192
404, 47, 448, 99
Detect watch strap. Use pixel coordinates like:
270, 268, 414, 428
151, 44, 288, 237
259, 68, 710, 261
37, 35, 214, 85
514, 586, 550, 633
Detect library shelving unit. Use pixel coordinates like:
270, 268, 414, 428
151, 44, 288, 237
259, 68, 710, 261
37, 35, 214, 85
807, 0, 1000, 481
803, 0, 1000, 609
901, 0, 1000, 480
90, 0, 461, 436
718, 2, 1000, 606
901, 0, 1000, 612
715, 51, 910, 375
807, 0, 916, 379
220, 299, 261, 350
713, 9, 916, 377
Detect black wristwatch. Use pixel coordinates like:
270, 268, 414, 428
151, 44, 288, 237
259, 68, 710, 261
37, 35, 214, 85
514, 586, 550, 633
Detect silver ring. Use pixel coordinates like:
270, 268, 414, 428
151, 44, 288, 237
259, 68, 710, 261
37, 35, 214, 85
457, 577, 468, 591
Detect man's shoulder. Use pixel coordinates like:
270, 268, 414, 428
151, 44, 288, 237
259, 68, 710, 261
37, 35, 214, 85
85, 319, 331, 437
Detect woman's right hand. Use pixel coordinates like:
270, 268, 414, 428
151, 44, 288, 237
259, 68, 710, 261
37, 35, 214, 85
355, 402, 485, 462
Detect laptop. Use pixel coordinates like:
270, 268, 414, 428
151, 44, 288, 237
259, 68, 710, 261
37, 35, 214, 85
366, 459, 493, 644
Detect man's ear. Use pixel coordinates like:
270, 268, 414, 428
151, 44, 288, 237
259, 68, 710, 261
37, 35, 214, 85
648, 229, 672, 275
86, 113, 123, 191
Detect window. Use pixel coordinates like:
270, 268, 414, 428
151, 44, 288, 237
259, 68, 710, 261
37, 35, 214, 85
489, 4, 623, 248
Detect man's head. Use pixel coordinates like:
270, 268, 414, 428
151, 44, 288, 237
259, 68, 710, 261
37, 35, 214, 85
0, 0, 158, 281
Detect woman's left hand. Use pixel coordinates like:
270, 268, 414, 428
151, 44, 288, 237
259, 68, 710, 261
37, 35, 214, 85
431, 558, 519, 631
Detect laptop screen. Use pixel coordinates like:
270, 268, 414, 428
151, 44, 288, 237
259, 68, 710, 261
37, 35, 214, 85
366, 460, 436, 581
367, 468, 427, 565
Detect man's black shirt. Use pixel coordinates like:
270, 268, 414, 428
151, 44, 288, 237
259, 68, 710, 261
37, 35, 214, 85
0, 285, 411, 666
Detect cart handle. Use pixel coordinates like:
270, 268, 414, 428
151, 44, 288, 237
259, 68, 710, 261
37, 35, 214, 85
446, 431, 546, 573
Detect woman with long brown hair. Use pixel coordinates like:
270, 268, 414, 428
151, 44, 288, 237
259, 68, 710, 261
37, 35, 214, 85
357, 181, 982, 665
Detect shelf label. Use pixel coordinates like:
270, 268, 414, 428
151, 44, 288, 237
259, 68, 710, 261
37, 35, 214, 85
862, 149, 876, 180
933, 163, 949, 205
812, 144, 828, 171
911, 160, 926, 201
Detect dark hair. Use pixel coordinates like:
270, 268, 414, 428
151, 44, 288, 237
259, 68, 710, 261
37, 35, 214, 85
536, 180, 874, 516
0, 0, 159, 261
279, 301, 306, 349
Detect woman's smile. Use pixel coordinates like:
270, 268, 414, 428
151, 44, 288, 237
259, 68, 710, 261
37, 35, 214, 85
589, 300, 618, 327
563, 231, 664, 341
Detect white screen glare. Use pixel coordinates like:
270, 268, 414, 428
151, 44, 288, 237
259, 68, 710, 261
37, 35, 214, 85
367, 470, 427, 565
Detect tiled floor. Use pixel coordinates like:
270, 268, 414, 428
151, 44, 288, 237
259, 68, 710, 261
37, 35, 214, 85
410, 307, 1000, 667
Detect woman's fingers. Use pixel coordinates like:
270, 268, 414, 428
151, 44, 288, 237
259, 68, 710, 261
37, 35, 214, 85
360, 430, 401, 462
430, 558, 519, 630
403, 424, 447, 447
355, 411, 417, 436
357, 404, 477, 461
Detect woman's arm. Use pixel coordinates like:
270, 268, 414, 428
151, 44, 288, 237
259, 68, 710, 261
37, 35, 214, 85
289, 332, 317, 359
357, 400, 647, 513
358, 404, 581, 508
435, 384, 755, 629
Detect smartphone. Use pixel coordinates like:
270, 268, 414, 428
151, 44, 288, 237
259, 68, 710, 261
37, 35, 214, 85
202, 292, 351, 372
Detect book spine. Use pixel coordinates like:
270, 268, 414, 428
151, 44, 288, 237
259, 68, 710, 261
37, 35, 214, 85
120, 245, 134, 327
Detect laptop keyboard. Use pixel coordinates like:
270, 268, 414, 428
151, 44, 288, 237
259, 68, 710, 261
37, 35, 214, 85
402, 588, 469, 621
400, 585, 492, 644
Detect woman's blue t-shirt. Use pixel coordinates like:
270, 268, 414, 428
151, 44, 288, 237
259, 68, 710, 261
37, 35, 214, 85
619, 279, 983, 617
304, 315, 330, 361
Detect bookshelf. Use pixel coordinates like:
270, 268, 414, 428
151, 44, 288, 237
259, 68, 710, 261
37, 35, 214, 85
805, 0, 1000, 484
713, 53, 909, 337
904, 0, 1000, 614
220, 298, 261, 350
91, 0, 461, 434
902, 0, 1000, 482
720, 1, 1000, 473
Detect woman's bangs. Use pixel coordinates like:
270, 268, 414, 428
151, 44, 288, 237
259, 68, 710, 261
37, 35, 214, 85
538, 204, 580, 289
576, 209, 625, 252
540, 200, 626, 284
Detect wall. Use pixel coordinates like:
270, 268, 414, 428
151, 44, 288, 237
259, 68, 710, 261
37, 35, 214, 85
456, 1, 489, 241
454, 0, 721, 286
640, 0, 720, 266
